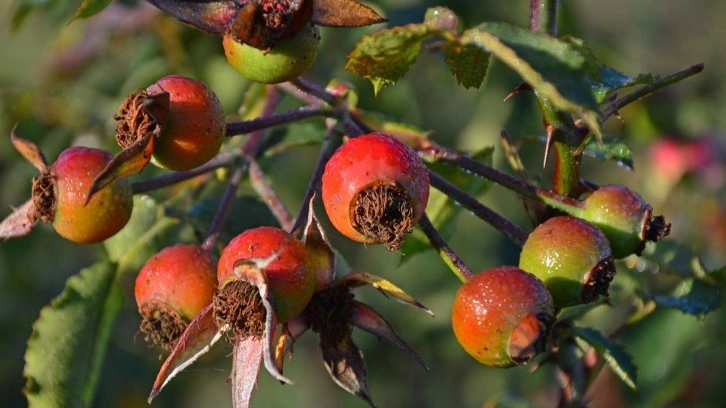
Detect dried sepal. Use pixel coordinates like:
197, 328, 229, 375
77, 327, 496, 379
321, 338, 376, 408
232, 337, 264, 408
85, 134, 154, 204
312, 0, 386, 27
11, 126, 48, 172
302, 198, 336, 290
337, 271, 434, 316
0, 200, 38, 240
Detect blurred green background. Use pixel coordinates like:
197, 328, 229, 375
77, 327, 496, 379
1, 0, 725, 407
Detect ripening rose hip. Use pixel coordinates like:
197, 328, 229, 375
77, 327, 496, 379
580, 185, 670, 258
215, 226, 314, 333
519, 216, 615, 308
223, 23, 320, 84
451, 266, 554, 367
135, 244, 218, 351
115, 75, 225, 171
34, 146, 133, 243
322, 133, 430, 251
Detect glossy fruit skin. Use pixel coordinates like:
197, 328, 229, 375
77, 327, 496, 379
451, 266, 554, 367
580, 185, 652, 258
519, 216, 613, 308
146, 75, 225, 170
218, 226, 314, 323
223, 23, 320, 84
321, 133, 430, 245
52, 147, 133, 243
135, 244, 218, 320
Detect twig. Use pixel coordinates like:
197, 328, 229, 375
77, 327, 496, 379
225, 106, 336, 137
417, 214, 475, 283
202, 166, 245, 252
428, 171, 529, 247
248, 158, 293, 231
131, 151, 237, 194
290, 77, 337, 105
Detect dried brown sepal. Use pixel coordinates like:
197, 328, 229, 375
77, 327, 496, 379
351, 182, 415, 251
228, 0, 313, 50
644, 214, 671, 244
508, 311, 553, 365
30, 172, 56, 223
312, 0, 386, 27
139, 300, 188, 352
321, 339, 376, 408
115, 90, 169, 148
305, 286, 354, 347
213, 278, 266, 340
11, 126, 48, 172
0, 200, 38, 239
581, 256, 616, 304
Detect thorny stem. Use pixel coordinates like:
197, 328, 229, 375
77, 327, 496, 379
249, 158, 293, 231
225, 106, 336, 137
601, 63, 705, 121
290, 127, 343, 235
418, 214, 474, 283
202, 166, 245, 252
428, 171, 529, 247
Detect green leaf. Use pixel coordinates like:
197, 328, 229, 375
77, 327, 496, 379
71, 0, 113, 21
573, 326, 637, 390
445, 40, 490, 89
464, 22, 601, 136
649, 278, 721, 318
24, 262, 123, 407
556, 298, 607, 322
401, 147, 494, 260
103, 195, 180, 275
582, 137, 634, 170
345, 23, 444, 95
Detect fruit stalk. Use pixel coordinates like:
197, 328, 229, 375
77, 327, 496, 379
418, 214, 475, 283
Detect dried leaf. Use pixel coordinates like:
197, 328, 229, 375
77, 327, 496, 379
351, 301, 428, 370
312, 0, 386, 27
232, 337, 263, 408
0, 200, 38, 240
337, 271, 434, 316
148, 304, 224, 402
11, 126, 47, 171
274, 317, 309, 374
321, 338, 375, 407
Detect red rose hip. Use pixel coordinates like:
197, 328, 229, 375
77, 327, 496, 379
451, 266, 554, 367
215, 226, 314, 336
322, 133, 430, 251
135, 244, 218, 350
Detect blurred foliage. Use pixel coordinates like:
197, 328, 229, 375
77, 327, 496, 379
1, 0, 725, 407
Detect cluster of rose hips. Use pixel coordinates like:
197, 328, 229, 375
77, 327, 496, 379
3, 1, 680, 407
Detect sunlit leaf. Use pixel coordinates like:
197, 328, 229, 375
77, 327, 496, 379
346, 23, 444, 95
573, 326, 637, 390
71, 0, 113, 21
582, 137, 634, 170
464, 22, 601, 136
148, 304, 224, 402
24, 262, 123, 407
337, 271, 433, 316
351, 301, 428, 370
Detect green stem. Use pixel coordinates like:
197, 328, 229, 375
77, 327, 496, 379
418, 214, 474, 283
